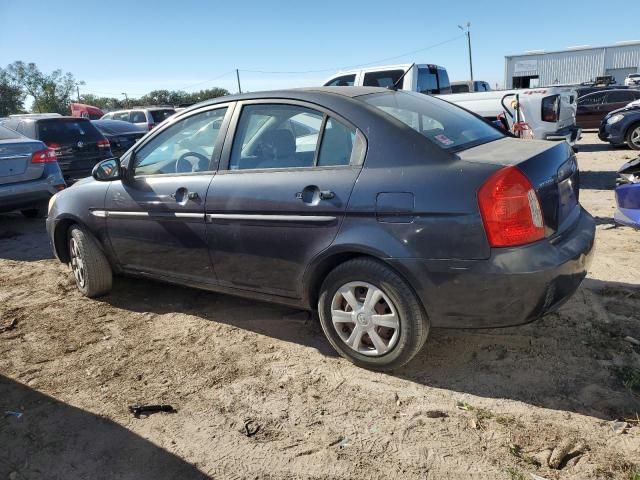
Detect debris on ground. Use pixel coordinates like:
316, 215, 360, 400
624, 336, 640, 346
4, 410, 23, 419
128, 404, 176, 418
611, 421, 629, 434
0, 318, 17, 333
243, 419, 260, 437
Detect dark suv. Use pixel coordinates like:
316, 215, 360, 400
1, 115, 112, 183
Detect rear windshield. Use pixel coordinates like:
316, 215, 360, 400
362, 91, 503, 151
37, 118, 102, 144
0, 125, 22, 140
150, 109, 176, 123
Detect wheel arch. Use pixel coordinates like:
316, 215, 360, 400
303, 247, 428, 314
52, 215, 92, 263
625, 120, 640, 147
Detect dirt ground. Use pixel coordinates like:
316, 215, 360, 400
1, 132, 639, 480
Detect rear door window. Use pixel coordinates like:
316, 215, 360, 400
37, 119, 102, 144
113, 112, 130, 122
325, 74, 357, 86
130, 111, 147, 123
229, 104, 365, 170
150, 109, 176, 123
606, 91, 635, 103
363, 70, 404, 88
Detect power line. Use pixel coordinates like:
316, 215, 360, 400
239, 34, 465, 75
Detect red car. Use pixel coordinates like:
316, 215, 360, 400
576, 89, 640, 129
70, 103, 105, 120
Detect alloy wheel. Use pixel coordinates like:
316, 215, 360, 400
69, 237, 86, 288
631, 126, 640, 148
330, 281, 400, 356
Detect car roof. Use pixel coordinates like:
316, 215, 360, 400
13, 115, 89, 123
173, 87, 392, 118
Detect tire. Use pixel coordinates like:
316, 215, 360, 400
317, 258, 429, 371
21, 203, 47, 219
626, 123, 640, 150
67, 225, 112, 298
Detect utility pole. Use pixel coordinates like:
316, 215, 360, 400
236, 69, 242, 94
458, 22, 474, 83
121, 92, 129, 108
76, 85, 81, 102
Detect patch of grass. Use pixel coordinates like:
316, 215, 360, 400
505, 467, 526, 480
496, 415, 516, 426
456, 401, 495, 429
618, 367, 640, 394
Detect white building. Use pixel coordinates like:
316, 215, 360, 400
504, 41, 640, 88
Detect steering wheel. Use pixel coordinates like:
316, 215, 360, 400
175, 151, 210, 173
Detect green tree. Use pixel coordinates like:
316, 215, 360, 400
5, 61, 83, 115
0, 68, 25, 116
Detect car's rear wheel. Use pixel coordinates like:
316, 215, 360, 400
318, 258, 429, 371
68, 225, 112, 298
626, 123, 640, 150
21, 203, 47, 219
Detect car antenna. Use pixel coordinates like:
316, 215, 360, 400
389, 63, 415, 91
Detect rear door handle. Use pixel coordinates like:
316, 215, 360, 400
187, 191, 199, 200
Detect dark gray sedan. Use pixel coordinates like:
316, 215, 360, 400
0, 125, 65, 217
46, 87, 596, 370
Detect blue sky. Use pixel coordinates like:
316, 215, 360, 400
1, 0, 639, 98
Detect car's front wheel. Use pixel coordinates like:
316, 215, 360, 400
318, 258, 429, 371
626, 123, 640, 150
68, 225, 112, 298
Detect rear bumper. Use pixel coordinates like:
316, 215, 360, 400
389, 207, 596, 328
544, 125, 582, 145
0, 175, 63, 213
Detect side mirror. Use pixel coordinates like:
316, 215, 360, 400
92, 158, 121, 181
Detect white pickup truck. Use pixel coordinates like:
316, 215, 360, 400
323, 64, 581, 146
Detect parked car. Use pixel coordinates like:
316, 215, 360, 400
0, 116, 113, 183
0, 125, 65, 218
101, 107, 176, 131
46, 88, 595, 371
323, 63, 452, 94
450, 80, 492, 93
624, 73, 640, 87
576, 85, 634, 98
599, 102, 640, 150
576, 89, 640, 129
614, 157, 640, 228
70, 103, 105, 120
92, 120, 146, 158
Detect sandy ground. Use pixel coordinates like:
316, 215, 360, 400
0, 133, 639, 480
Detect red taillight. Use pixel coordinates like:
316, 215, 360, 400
31, 148, 57, 164
148, 123, 155, 130
97, 138, 110, 148
45, 142, 61, 150
478, 166, 545, 247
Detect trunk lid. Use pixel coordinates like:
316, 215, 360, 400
458, 137, 580, 236
0, 139, 47, 186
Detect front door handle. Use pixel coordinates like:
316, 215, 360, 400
319, 190, 335, 200
187, 191, 199, 200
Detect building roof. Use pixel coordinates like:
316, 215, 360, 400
506, 41, 640, 58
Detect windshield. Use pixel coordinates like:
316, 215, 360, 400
362, 91, 503, 151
